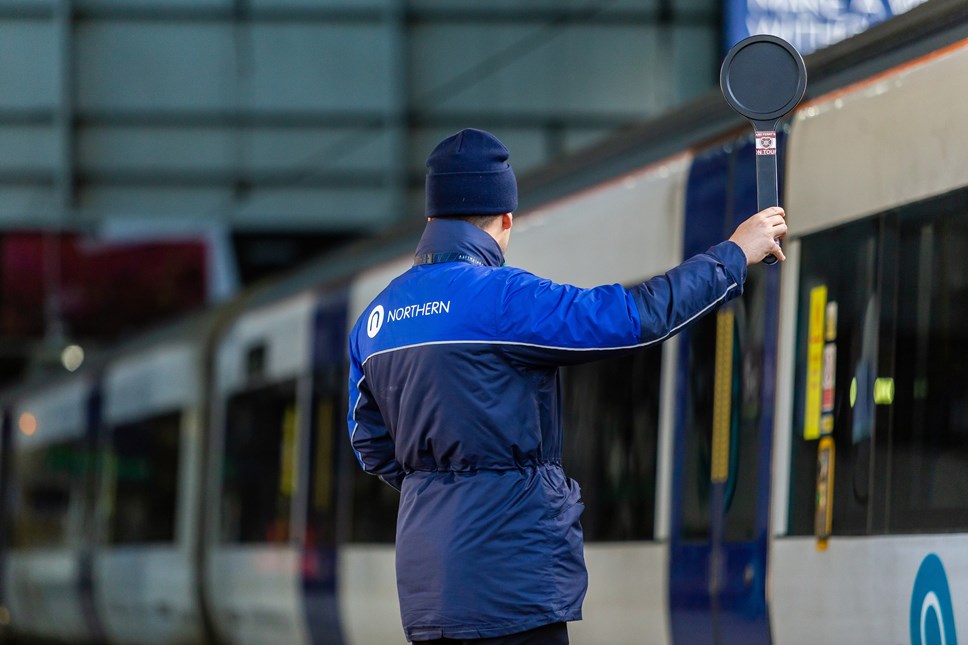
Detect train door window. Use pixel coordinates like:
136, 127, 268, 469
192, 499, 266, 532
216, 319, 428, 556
221, 379, 298, 543
345, 457, 399, 543
332, 362, 397, 544
888, 198, 968, 532
680, 313, 714, 540
14, 440, 84, 548
678, 270, 765, 542
560, 346, 661, 541
105, 411, 181, 543
306, 368, 362, 547
724, 269, 767, 541
788, 219, 879, 536
323, 370, 397, 543
344, 427, 399, 543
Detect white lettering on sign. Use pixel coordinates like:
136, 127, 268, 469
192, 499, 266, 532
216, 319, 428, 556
747, 0, 844, 17
755, 131, 777, 156
386, 300, 451, 323
736, 0, 929, 55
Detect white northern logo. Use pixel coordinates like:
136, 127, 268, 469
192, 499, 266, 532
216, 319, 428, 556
366, 305, 385, 338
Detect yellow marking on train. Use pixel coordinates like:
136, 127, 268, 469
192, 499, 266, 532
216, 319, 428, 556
711, 308, 734, 484
804, 286, 827, 440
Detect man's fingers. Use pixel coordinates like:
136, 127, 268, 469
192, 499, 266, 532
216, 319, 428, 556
730, 207, 789, 265
761, 207, 786, 263
770, 242, 786, 262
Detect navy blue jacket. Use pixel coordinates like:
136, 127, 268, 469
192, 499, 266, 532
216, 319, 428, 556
348, 219, 746, 641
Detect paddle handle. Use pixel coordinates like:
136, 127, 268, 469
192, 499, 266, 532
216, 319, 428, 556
754, 128, 780, 265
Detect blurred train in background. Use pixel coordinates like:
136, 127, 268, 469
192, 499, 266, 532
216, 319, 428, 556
1, 2, 967, 643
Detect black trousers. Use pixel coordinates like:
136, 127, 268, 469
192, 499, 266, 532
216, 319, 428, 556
414, 622, 568, 645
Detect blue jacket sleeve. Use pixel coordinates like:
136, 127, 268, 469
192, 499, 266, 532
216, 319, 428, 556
495, 241, 747, 365
347, 333, 406, 491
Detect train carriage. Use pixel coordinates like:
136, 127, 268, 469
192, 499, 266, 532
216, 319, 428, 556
203, 286, 354, 645
94, 341, 206, 643
769, 32, 968, 645
4, 376, 101, 642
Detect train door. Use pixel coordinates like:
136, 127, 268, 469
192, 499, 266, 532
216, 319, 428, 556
207, 293, 318, 644
668, 138, 780, 645
301, 291, 348, 644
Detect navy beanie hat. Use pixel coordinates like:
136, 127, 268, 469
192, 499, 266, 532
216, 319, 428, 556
425, 128, 518, 217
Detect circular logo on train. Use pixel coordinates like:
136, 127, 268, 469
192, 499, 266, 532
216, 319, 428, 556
910, 553, 958, 645
366, 305, 385, 338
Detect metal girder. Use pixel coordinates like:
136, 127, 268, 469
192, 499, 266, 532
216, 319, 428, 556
0, 109, 55, 125
0, 170, 55, 185
72, 109, 387, 129
0, 3, 52, 20
75, 168, 386, 188
409, 112, 638, 129
65, 109, 638, 129
0, 2, 712, 26
0, 0, 719, 237
64, 4, 386, 23
407, 6, 712, 26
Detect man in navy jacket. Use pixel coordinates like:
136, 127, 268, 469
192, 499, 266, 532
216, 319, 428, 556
348, 129, 786, 644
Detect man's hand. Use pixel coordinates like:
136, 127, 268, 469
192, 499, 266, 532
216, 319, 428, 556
729, 207, 787, 265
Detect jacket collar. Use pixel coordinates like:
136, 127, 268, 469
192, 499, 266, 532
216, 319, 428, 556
414, 218, 505, 268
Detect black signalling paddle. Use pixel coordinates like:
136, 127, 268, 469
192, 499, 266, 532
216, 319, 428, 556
720, 35, 807, 264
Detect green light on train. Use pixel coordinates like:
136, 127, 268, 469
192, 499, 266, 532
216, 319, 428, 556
913, 377, 928, 399
874, 377, 895, 405
850, 377, 857, 408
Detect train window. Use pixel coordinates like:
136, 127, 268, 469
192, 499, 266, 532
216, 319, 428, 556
221, 379, 299, 543
888, 203, 968, 532
788, 219, 879, 536
678, 269, 766, 542
306, 368, 371, 547
345, 460, 399, 543
724, 271, 768, 542
680, 313, 714, 540
335, 364, 398, 544
105, 411, 181, 543
13, 440, 83, 548
561, 347, 661, 541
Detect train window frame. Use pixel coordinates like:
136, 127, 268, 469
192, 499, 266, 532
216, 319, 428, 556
13, 438, 86, 549
103, 409, 182, 545
334, 361, 399, 545
786, 187, 968, 538
341, 443, 400, 544
885, 189, 968, 534
559, 342, 663, 542
219, 377, 300, 545
677, 267, 768, 543
787, 216, 880, 537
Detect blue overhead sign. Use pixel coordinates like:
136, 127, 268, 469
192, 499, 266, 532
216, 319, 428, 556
725, 0, 930, 56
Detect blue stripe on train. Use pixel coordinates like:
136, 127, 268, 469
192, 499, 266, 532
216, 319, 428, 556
80, 383, 107, 642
